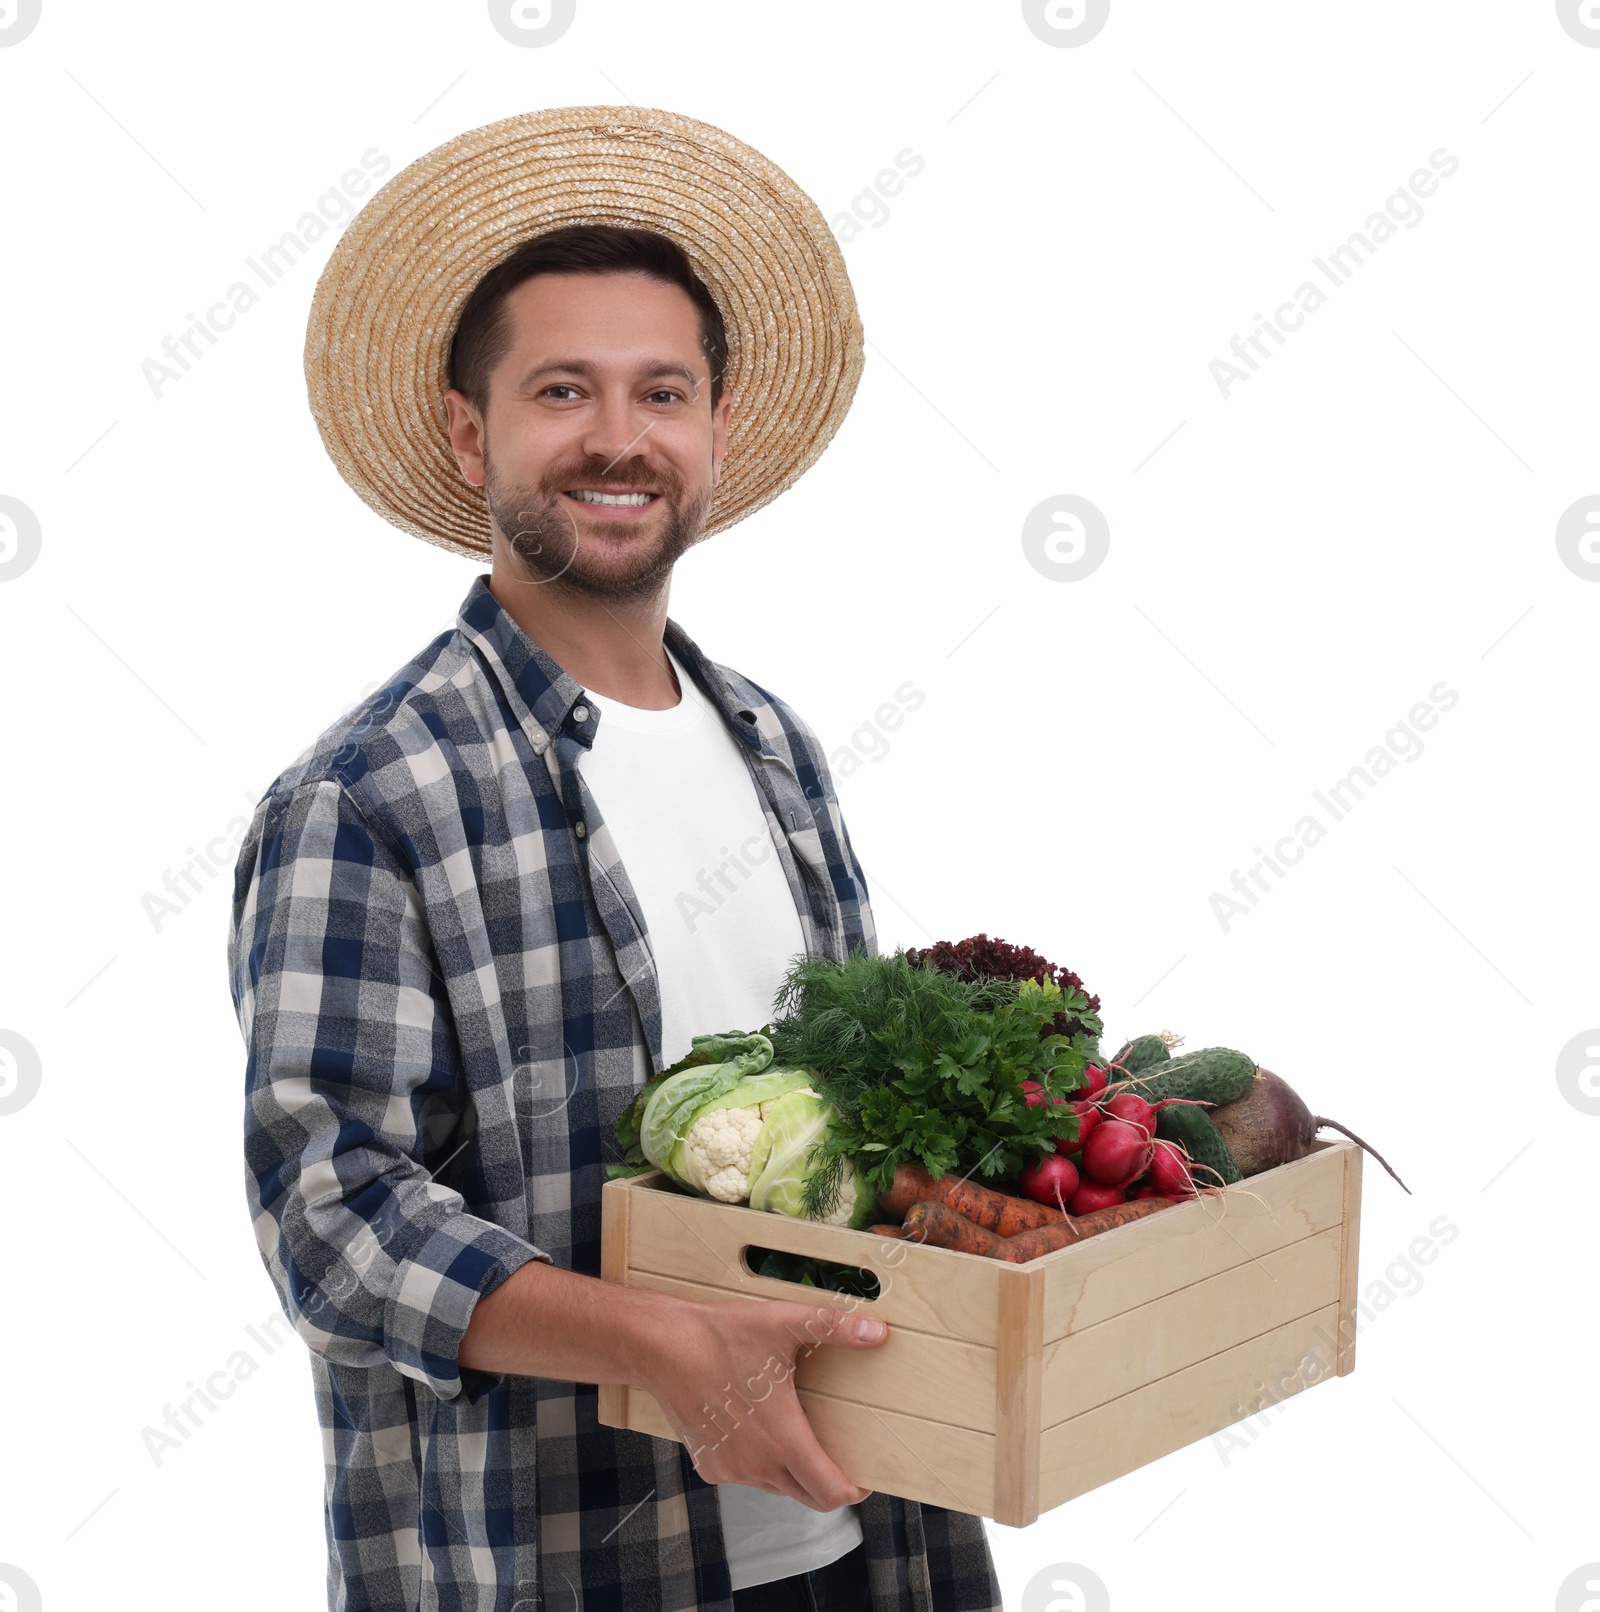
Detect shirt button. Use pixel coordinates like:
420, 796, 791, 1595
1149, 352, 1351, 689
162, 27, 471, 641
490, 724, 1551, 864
573, 704, 590, 723
574, 821, 586, 838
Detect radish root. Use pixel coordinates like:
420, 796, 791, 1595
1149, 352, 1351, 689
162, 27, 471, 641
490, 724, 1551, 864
1196, 1182, 1273, 1215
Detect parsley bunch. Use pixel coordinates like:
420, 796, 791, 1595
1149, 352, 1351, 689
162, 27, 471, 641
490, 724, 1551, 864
764, 946, 1096, 1218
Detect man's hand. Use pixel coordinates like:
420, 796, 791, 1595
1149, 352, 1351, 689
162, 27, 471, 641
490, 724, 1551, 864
640, 1296, 888, 1511
459, 1261, 887, 1509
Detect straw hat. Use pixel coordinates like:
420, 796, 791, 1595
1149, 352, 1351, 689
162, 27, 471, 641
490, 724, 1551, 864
303, 105, 865, 561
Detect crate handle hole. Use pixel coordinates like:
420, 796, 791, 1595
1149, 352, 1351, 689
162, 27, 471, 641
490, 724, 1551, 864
741, 1245, 881, 1301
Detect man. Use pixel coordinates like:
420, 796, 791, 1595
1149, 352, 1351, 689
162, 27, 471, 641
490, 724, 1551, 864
229, 106, 1001, 1612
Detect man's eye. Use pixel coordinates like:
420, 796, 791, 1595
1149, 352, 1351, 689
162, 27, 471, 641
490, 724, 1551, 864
544, 385, 580, 400
648, 391, 683, 406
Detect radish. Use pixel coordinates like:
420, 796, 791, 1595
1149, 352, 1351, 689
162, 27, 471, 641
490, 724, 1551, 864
1102, 1091, 1157, 1136
1064, 1100, 1101, 1157
1019, 1153, 1079, 1212
1069, 1179, 1126, 1214
1021, 1079, 1068, 1112
1082, 1118, 1153, 1187
1147, 1139, 1198, 1199
1078, 1064, 1109, 1101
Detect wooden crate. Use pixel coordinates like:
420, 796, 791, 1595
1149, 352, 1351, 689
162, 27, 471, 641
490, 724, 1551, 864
597, 1138, 1362, 1527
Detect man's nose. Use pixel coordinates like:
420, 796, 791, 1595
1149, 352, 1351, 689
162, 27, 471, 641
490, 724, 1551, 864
580, 391, 660, 473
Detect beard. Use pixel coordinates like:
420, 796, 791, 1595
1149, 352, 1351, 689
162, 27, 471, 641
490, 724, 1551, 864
484, 449, 712, 604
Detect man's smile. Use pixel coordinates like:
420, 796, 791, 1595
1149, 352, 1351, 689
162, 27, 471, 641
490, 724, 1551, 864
562, 487, 662, 517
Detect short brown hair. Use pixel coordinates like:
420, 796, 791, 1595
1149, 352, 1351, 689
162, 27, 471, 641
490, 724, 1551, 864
447, 223, 728, 419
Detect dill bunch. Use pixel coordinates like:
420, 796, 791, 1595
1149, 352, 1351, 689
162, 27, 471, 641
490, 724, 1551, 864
767, 945, 1009, 1080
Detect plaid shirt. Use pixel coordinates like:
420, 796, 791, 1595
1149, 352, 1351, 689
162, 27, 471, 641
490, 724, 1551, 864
227, 574, 1001, 1612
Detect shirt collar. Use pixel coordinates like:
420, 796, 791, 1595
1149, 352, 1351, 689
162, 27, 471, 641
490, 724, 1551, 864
454, 573, 770, 760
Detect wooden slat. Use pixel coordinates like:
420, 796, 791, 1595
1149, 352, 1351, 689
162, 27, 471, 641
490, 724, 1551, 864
993, 1266, 1044, 1527
619, 1382, 681, 1442
1038, 1303, 1344, 1511
801, 1390, 995, 1522
1336, 1143, 1364, 1376
612, 1174, 1003, 1346
1039, 1140, 1353, 1341
623, 1269, 999, 1433
596, 1176, 632, 1432
1040, 1225, 1343, 1425
620, 1383, 997, 1520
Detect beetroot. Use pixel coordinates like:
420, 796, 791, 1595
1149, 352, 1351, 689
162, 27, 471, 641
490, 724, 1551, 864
1082, 1118, 1153, 1187
1209, 1068, 1410, 1193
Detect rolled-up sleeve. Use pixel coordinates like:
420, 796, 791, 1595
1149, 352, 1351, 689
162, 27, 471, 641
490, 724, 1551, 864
228, 777, 548, 1405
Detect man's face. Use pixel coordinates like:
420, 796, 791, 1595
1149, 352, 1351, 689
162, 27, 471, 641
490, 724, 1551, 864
445, 270, 731, 603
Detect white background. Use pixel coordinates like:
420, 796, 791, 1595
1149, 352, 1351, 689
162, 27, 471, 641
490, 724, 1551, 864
1, 2, 1595, 1609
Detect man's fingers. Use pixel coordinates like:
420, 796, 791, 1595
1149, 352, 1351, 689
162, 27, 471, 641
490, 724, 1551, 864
661, 1298, 883, 1508
750, 1306, 883, 1507
786, 1457, 871, 1512
772, 1399, 871, 1511
710, 1366, 869, 1511
768, 1302, 889, 1355
821, 1310, 888, 1348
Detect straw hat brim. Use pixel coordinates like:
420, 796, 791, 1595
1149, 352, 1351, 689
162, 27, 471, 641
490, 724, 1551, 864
303, 104, 865, 561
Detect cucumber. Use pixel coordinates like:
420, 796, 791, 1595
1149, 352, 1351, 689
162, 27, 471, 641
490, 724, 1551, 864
1122, 1047, 1256, 1107
1109, 1034, 1173, 1076
1156, 1102, 1242, 1187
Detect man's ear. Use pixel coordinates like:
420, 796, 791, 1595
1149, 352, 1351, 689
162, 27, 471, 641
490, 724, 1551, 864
444, 389, 487, 489
710, 389, 732, 486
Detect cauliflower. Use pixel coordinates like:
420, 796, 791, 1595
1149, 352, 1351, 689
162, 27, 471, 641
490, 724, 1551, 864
631, 1042, 816, 1202
812, 1164, 862, 1227
678, 1103, 766, 1202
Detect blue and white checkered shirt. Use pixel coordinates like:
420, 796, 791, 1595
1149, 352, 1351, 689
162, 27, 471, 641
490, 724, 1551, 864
227, 574, 1000, 1612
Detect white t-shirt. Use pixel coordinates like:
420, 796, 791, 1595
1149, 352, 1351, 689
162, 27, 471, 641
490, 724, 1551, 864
576, 644, 865, 1592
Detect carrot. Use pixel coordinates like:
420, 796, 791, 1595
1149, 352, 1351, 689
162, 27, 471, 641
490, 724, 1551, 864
938, 1176, 1064, 1236
900, 1200, 1008, 1258
879, 1162, 942, 1218
999, 1196, 1176, 1262
868, 1223, 908, 1239
993, 1195, 1065, 1239
880, 1162, 1065, 1235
